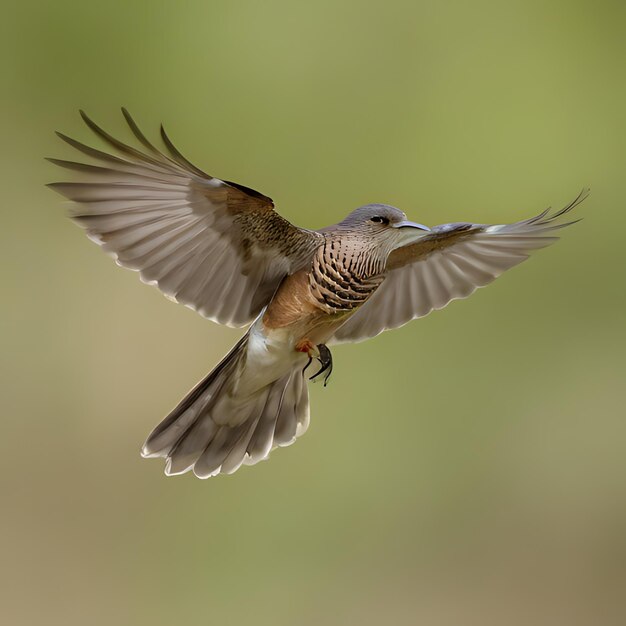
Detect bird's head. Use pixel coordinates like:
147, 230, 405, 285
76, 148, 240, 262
336, 204, 431, 252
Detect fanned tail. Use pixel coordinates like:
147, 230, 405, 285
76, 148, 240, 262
141, 333, 310, 478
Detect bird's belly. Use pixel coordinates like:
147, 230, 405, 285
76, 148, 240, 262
233, 316, 307, 397
295, 310, 353, 345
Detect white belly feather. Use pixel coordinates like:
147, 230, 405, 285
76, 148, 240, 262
232, 313, 307, 398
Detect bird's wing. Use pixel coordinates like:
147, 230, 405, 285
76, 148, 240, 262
331, 191, 587, 343
48, 109, 323, 327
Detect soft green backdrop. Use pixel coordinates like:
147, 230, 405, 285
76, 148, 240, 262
2, 1, 625, 625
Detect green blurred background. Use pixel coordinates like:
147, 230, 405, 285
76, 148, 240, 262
2, 1, 625, 624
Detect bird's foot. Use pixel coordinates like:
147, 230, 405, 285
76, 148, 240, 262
296, 339, 333, 386
309, 344, 333, 386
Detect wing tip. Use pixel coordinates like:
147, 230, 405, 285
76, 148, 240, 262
46, 181, 65, 195
545, 187, 590, 222
78, 108, 92, 127
54, 130, 72, 143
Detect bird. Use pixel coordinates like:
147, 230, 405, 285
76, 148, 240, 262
48, 109, 587, 479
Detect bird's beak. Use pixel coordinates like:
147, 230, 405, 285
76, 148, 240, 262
393, 220, 431, 232
392, 220, 431, 246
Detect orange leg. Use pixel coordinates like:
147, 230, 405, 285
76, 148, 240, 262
295, 338, 320, 358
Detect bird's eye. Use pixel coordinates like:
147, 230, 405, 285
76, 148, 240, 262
370, 216, 389, 225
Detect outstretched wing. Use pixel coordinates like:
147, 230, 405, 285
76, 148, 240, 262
332, 191, 588, 343
48, 109, 322, 327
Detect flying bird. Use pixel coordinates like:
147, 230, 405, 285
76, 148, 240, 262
48, 110, 587, 478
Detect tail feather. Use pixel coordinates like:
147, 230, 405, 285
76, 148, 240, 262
274, 370, 307, 447
245, 373, 291, 464
141, 333, 311, 478
192, 422, 249, 478
141, 333, 247, 459
220, 412, 264, 475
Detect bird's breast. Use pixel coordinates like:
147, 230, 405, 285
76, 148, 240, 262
308, 241, 384, 314
262, 241, 383, 345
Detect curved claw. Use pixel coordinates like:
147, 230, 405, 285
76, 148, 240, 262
309, 344, 333, 387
